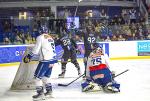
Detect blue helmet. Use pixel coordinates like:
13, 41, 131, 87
39, 25, 49, 34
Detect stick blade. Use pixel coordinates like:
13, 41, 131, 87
58, 83, 68, 87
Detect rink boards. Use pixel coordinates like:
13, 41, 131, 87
0, 40, 150, 65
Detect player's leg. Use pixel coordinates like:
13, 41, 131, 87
58, 53, 69, 78
71, 50, 81, 75
42, 66, 53, 98
33, 62, 50, 100
83, 56, 88, 75
83, 50, 91, 78
32, 78, 45, 100
83, 55, 89, 79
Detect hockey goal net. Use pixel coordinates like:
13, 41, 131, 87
11, 47, 38, 90
10, 45, 79, 90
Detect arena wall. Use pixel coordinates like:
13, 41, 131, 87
0, 40, 150, 66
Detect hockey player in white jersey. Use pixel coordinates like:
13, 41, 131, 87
81, 43, 120, 93
23, 26, 57, 100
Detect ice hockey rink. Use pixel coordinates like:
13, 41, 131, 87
0, 59, 150, 101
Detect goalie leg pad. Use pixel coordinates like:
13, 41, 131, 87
90, 68, 112, 87
104, 82, 120, 93
81, 81, 102, 92
81, 81, 94, 92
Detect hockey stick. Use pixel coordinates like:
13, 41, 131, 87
58, 69, 129, 87
113, 69, 129, 78
58, 74, 84, 87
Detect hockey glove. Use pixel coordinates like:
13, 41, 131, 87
76, 49, 80, 54
23, 53, 33, 63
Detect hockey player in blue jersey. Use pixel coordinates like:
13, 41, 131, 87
81, 44, 120, 93
23, 26, 57, 100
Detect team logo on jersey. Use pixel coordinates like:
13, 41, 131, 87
93, 74, 104, 80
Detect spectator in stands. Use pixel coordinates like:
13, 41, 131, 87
95, 23, 101, 34
111, 35, 118, 41
35, 11, 41, 29
96, 35, 104, 42
129, 8, 137, 24
130, 23, 137, 35
100, 9, 109, 24
111, 23, 122, 36
146, 34, 150, 40
100, 9, 108, 20
75, 34, 83, 42
104, 35, 111, 42
118, 34, 126, 41
18, 30, 25, 44
122, 22, 130, 34
14, 35, 23, 45
25, 34, 33, 44
63, 9, 71, 19
3, 37, 11, 44
3, 20, 11, 33
32, 20, 38, 33
137, 28, 145, 40
112, 15, 119, 25
118, 15, 125, 25
146, 29, 150, 39
41, 10, 46, 17
49, 16, 54, 32
121, 9, 129, 24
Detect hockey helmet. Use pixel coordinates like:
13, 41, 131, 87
92, 43, 103, 53
39, 25, 49, 34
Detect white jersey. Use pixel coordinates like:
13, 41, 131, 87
32, 34, 56, 61
86, 52, 110, 78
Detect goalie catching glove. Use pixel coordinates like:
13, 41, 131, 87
23, 53, 33, 63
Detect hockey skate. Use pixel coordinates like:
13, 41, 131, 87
78, 71, 81, 76
78, 70, 81, 76
32, 93, 45, 101
58, 72, 65, 78
44, 91, 53, 98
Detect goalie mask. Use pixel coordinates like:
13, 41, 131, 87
92, 43, 103, 54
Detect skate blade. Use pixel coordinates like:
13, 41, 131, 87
58, 76, 64, 78
33, 97, 46, 101
45, 95, 54, 98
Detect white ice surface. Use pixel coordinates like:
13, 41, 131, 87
0, 59, 150, 101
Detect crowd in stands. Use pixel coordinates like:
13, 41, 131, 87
0, 6, 150, 45
0, 0, 135, 2
142, 0, 150, 14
